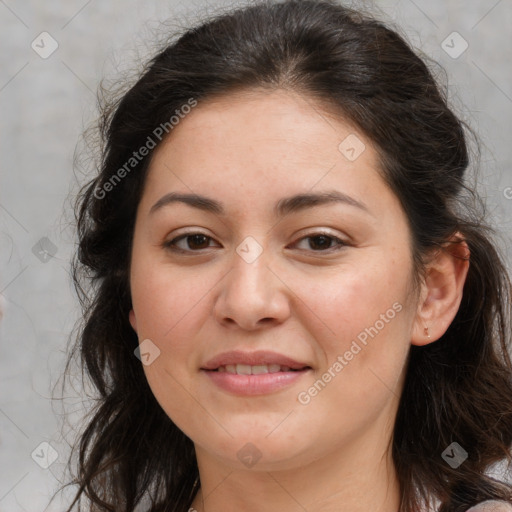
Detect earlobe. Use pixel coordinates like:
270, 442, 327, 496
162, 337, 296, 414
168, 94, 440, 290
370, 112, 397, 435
411, 235, 470, 346
129, 309, 138, 333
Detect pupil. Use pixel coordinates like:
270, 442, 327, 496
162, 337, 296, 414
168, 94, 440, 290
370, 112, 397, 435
189, 235, 209, 249
310, 235, 330, 250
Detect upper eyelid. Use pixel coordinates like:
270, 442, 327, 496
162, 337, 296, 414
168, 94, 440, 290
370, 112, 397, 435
168, 226, 345, 240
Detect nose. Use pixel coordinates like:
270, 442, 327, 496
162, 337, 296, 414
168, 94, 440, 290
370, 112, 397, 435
213, 246, 291, 331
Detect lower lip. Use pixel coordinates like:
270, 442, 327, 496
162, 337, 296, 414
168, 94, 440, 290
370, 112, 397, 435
202, 369, 311, 396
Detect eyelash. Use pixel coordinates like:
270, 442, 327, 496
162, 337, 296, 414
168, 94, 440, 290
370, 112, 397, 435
162, 231, 348, 254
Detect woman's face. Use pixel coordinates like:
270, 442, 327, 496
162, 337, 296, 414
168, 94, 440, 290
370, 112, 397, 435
129, 89, 422, 471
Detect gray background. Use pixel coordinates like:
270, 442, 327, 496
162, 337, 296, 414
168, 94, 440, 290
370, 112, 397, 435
1, 1, 511, 510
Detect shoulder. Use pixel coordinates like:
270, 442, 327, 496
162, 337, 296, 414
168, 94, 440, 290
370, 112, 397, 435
466, 500, 512, 512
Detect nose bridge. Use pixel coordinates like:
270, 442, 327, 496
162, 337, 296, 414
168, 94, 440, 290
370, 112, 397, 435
214, 235, 289, 328
227, 236, 273, 304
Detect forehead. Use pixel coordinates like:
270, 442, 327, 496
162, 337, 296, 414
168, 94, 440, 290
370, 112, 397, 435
155, 88, 361, 160
140, 89, 397, 220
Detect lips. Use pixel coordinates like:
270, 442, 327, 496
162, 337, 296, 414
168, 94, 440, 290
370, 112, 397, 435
201, 350, 311, 372
201, 350, 312, 396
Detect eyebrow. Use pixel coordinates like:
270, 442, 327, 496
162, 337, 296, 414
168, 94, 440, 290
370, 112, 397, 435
149, 190, 371, 218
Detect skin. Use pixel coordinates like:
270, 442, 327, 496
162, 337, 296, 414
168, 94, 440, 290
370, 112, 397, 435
128, 88, 469, 512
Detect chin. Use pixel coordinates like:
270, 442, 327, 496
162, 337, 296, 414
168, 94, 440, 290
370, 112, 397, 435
198, 434, 313, 472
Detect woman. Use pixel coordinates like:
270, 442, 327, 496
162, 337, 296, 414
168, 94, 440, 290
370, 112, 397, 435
56, 0, 512, 510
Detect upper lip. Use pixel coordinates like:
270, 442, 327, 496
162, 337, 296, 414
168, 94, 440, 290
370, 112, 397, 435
201, 350, 311, 370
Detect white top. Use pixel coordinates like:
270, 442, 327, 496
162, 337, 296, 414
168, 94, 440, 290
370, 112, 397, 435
466, 500, 512, 512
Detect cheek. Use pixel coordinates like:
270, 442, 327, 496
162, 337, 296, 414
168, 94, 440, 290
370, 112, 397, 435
303, 257, 411, 351
130, 260, 208, 382
130, 264, 213, 434
131, 260, 208, 343
296, 257, 413, 409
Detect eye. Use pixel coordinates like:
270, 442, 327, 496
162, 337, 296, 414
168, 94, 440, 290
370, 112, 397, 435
291, 232, 347, 252
162, 231, 347, 254
163, 233, 219, 253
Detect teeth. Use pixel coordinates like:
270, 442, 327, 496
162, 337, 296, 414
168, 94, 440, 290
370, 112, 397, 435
251, 365, 269, 375
217, 364, 300, 374
236, 364, 252, 375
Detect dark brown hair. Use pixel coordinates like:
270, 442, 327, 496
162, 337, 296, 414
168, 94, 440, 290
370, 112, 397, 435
55, 1, 512, 510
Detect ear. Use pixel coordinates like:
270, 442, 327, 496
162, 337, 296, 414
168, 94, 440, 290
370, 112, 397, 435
129, 309, 138, 334
411, 234, 470, 346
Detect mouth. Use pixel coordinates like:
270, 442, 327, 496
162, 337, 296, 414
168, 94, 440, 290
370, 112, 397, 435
200, 351, 313, 396
201, 349, 312, 372
207, 364, 311, 374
